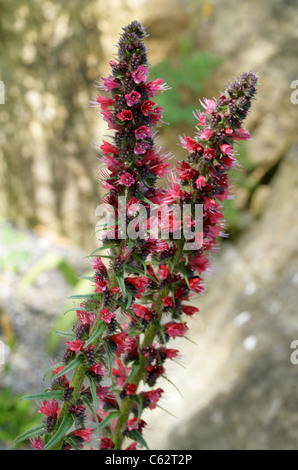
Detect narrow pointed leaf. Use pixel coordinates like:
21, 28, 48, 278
82, 395, 101, 436
53, 330, 76, 340
116, 272, 126, 298
116, 300, 143, 329
43, 413, 74, 450
98, 410, 119, 430
129, 394, 143, 421
102, 341, 113, 378
122, 361, 140, 388
15, 423, 46, 446
131, 253, 147, 275
124, 238, 134, 256
43, 362, 63, 380
84, 321, 106, 348
128, 429, 150, 450
161, 374, 183, 397
20, 390, 63, 402
54, 354, 84, 379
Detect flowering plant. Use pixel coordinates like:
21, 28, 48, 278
16, 21, 258, 450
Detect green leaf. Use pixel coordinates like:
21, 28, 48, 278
53, 330, 76, 340
124, 238, 135, 256
122, 361, 140, 388
116, 300, 143, 329
82, 394, 98, 421
176, 264, 190, 288
153, 319, 167, 345
97, 410, 119, 430
83, 384, 102, 437
138, 195, 156, 206
131, 253, 147, 275
54, 354, 84, 379
20, 390, 63, 402
15, 423, 46, 446
128, 429, 150, 450
43, 362, 63, 380
155, 402, 177, 418
84, 321, 106, 348
88, 378, 98, 408
126, 289, 133, 309
43, 413, 74, 450
116, 272, 126, 298
68, 293, 99, 300
130, 394, 143, 421
161, 374, 183, 397
88, 243, 117, 257
102, 341, 113, 378
64, 435, 81, 450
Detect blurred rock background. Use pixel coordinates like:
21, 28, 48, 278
0, 0, 298, 450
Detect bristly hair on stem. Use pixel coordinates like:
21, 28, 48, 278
17, 20, 258, 451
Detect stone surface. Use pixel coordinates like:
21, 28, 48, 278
143, 143, 298, 450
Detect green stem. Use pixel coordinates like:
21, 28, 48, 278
49, 264, 120, 450
48, 237, 184, 450
112, 239, 185, 450
51, 363, 87, 450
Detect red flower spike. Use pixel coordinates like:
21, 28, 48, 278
27, 19, 258, 451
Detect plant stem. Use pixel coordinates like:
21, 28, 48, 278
51, 363, 86, 449
112, 239, 185, 449
50, 269, 120, 449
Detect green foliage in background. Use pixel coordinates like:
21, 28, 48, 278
150, 41, 222, 125
47, 274, 94, 355
0, 387, 40, 448
0, 221, 30, 273
150, 40, 258, 239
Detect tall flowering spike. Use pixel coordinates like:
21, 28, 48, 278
18, 21, 258, 452
95, 19, 170, 205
